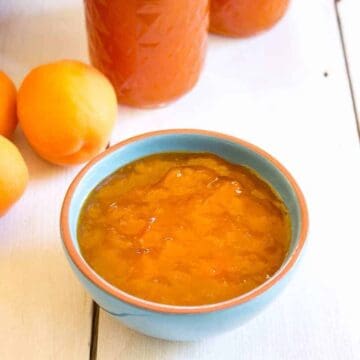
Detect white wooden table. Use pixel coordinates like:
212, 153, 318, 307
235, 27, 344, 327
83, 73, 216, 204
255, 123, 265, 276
1, 0, 360, 359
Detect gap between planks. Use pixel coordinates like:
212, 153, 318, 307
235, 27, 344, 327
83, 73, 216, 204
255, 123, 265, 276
87, 4, 359, 359
334, 0, 360, 142
89, 302, 100, 360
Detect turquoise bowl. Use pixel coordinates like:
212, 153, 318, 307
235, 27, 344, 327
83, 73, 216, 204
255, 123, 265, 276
61, 129, 308, 341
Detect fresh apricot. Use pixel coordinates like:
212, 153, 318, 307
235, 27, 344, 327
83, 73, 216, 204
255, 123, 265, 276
0, 71, 17, 138
0, 135, 29, 216
210, 0, 289, 37
17, 60, 117, 166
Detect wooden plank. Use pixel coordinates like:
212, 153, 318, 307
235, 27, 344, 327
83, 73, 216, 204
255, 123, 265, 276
0, 1, 93, 359
96, 0, 360, 359
336, 0, 360, 126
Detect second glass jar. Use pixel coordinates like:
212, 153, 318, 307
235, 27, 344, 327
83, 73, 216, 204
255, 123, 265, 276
84, 0, 209, 108
210, 0, 289, 37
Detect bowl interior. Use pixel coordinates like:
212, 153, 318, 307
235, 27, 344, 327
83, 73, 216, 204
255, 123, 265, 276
68, 132, 302, 264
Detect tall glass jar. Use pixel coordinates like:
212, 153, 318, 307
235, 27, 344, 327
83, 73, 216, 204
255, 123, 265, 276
210, 0, 289, 37
85, 0, 209, 108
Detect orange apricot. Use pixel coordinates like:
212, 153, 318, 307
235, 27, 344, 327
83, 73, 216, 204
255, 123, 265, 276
0, 71, 17, 138
17, 60, 117, 166
0, 135, 28, 216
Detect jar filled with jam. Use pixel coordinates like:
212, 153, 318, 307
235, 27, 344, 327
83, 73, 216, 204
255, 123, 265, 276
84, 0, 209, 108
210, 0, 289, 37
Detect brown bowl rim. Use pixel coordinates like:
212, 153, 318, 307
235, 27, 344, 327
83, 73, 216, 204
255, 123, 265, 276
60, 129, 309, 314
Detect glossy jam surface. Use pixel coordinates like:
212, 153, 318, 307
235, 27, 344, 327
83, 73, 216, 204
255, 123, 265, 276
85, 0, 208, 108
78, 153, 291, 306
210, 0, 289, 37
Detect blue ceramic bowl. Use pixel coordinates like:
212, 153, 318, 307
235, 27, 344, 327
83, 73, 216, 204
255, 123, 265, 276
61, 129, 308, 341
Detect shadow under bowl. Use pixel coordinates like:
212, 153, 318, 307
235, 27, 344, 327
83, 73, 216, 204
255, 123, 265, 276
60, 129, 308, 341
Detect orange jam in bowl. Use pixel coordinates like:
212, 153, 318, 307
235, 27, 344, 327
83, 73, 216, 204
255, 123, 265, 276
78, 153, 291, 306
210, 0, 289, 38
84, 0, 208, 108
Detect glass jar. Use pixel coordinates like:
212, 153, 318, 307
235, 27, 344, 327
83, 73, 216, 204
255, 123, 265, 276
84, 0, 209, 108
210, 0, 289, 37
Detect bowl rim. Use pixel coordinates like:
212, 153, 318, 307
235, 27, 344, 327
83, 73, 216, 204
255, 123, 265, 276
60, 129, 309, 314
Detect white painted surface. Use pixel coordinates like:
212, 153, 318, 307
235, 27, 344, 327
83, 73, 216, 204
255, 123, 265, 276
0, 1, 92, 359
337, 0, 360, 121
1, 0, 360, 359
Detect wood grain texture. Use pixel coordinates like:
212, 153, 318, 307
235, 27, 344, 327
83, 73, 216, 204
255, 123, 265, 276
0, 1, 93, 359
1, 0, 360, 359
97, 0, 360, 359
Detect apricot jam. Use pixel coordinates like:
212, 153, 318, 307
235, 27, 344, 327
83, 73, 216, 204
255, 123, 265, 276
78, 153, 291, 306
84, 0, 208, 108
210, 0, 289, 38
